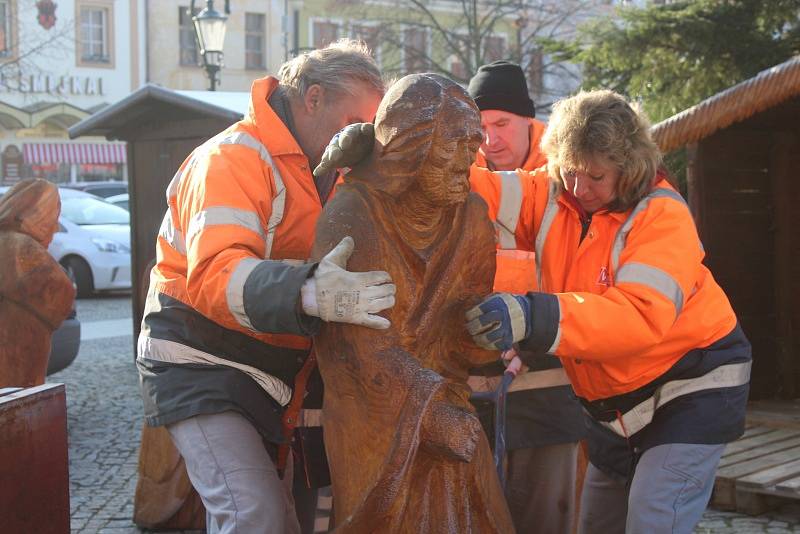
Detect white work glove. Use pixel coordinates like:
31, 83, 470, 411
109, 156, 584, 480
301, 236, 396, 329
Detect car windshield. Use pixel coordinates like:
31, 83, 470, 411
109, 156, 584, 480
61, 197, 129, 225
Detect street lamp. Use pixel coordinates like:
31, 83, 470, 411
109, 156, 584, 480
190, 0, 230, 91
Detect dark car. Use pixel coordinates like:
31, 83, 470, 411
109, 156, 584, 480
63, 181, 128, 199
48, 306, 81, 375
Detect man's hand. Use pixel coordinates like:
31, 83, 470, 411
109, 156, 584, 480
464, 293, 531, 351
301, 236, 396, 329
313, 123, 375, 178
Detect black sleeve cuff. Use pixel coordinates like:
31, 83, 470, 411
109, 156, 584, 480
243, 260, 322, 336
519, 292, 560, 354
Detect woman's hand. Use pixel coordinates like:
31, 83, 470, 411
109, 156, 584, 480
502, 349, 523, 376
465, 293, 531, 351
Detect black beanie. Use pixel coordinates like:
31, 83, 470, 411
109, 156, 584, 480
467, 60, 535, 118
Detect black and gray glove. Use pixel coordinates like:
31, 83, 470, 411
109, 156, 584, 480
313, 123, 376, 178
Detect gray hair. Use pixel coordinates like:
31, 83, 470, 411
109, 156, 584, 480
278, 38, 383, 99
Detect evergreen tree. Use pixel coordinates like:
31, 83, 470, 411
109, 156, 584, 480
550, 0, 800, 122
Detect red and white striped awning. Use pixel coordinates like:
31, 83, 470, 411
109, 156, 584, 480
23, 143, 127, 164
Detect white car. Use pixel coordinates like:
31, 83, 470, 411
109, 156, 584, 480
51, 187, 132, 297
106, 193, 129, 211
0, 185, 131, 297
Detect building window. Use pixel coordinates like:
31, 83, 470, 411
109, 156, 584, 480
527, 48, 544, 97
78, 3, 113, 66
179, 6, 198, 66
312, 20, 339, 49
484, 36, 505, 64
403, 27, 428, 74
0, 0, 12, 58
245, 13, 265, 70
350, 23, 380, 63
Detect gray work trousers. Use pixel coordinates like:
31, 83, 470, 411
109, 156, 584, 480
506, 442, 579, 534
167, 411, 301, 534
578, 443, 725, 534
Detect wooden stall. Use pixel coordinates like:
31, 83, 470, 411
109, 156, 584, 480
0, 384, 70, 534
68, 85, 248, 341
69, 85, 248, 529
652, 56, 800, 401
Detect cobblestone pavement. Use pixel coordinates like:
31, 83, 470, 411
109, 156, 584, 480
49, 295, 800, 533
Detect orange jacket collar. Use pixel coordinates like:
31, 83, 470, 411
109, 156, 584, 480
247, 76, 307, 158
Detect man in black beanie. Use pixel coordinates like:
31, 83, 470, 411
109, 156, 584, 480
467, 61, 587, 534
467, 60, 547, 171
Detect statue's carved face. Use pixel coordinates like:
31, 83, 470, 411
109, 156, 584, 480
418, 106, 482, 206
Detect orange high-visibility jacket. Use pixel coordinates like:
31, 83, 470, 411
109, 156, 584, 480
469, 118, 546, 293
141, 77, 323, 405
493, 168, 738, 401
473, 117, 547, 172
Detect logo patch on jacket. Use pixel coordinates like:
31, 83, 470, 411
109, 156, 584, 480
597, 266, 612, 286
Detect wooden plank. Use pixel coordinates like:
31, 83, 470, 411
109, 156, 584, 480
721, 427, 783, 457
0, 384, 69, 534
720, 431, 800, 466
775, 474, 800, 494
747, 400, 800, 429
721, 435, 800, 468
717, 445, 800, 480
738, 457, 800, 489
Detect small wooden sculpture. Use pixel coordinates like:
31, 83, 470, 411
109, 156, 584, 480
312, 74, 515, 533
0, 179, 75, 387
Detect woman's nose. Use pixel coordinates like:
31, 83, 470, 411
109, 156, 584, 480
573, 175, 589, 197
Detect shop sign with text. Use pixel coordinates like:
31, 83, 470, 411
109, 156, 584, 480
0, 74, 104, 96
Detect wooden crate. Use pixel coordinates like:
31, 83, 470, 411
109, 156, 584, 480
713, 422, 800, 514
0, 384, 70, 533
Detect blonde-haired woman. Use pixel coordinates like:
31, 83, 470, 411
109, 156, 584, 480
467, 90, 751, 533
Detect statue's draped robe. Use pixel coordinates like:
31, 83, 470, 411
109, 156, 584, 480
0, 181, 73, 388
312, 182, 515, 533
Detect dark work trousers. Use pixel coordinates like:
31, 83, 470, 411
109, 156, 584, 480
506, 442, 579, 534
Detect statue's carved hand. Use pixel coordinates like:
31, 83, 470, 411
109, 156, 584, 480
421, 401, 481, 463
313, 123, 375, 178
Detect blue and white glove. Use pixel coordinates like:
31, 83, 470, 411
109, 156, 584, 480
464, 293, 531, 351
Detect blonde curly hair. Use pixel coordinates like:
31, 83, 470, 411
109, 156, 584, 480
541, 90, 661, 210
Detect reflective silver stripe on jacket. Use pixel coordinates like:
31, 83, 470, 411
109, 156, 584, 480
468, 367, 570, 393
186, 206, 266, 245
496, 171, 523, 249
610, 188, 694, 274
226, 257, 262, 331
162, 130, 287, 258
157, 210, 186, 255
616, 261, 684, 315
599, 361, 751, 437
534, 181, 561, 290
547, 297, 563, 354
137, 334, 292, 406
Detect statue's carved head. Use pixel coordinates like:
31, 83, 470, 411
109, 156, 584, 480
357, 73, 482, 205
0, 178, 61, 247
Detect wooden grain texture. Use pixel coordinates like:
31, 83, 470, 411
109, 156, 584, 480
0, 179, 75, 388
0, 384, 70, 534
312, 74, 514, 533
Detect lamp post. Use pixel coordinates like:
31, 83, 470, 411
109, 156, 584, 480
190, 0, 230, 91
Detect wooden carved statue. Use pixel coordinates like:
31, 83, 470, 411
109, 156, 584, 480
0, 179, 75, 387
311, 74, 515, 533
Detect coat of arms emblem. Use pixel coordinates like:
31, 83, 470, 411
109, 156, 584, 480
36, 0, 57, 30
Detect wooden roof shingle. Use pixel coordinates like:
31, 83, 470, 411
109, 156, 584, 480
651, 56, 800, 153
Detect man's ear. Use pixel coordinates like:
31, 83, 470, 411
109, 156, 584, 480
303, 84, 324, 115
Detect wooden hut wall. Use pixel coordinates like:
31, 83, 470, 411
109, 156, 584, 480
688, 97, 800, 399
125, 117, 237, 340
